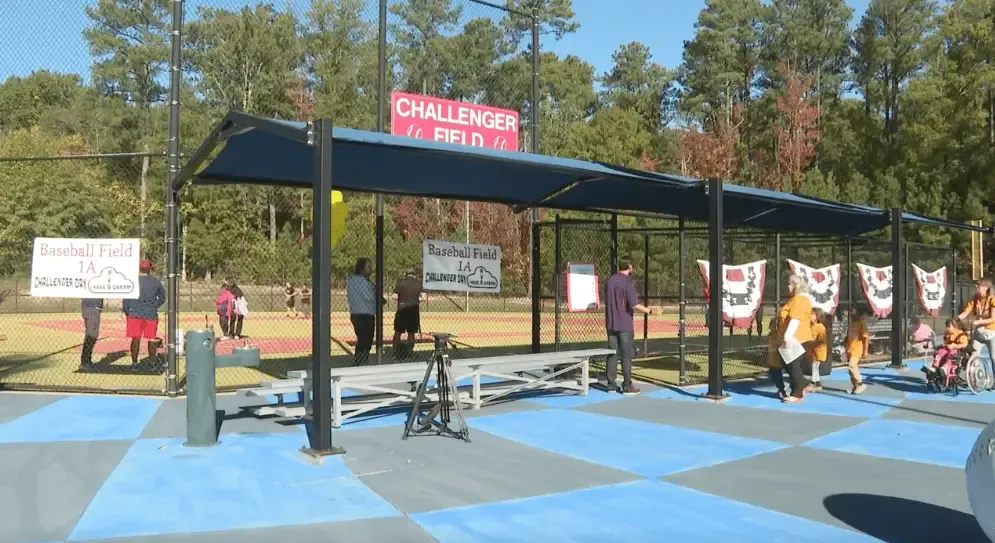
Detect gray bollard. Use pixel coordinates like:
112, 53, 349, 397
183, 329, 260, 447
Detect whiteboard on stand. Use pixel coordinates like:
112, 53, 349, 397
566, 262, 599, 312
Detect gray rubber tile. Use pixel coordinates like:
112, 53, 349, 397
336, 424, 639, 514
666, 446, 985, 542
882, 398, 994, 428
577, 395, 864, 445
0, 440, 131, 543
78, 516, 438, 543
0, 392, 66, 424
140, 394, 301, 439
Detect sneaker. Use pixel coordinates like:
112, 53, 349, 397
782, 395, 803, 403
851, 383, 867, 395
776, 390, 788, 400
620, 384, 641, 395
811, 383, 823, 392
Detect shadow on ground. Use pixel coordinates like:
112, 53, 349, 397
824, 493, 986, 543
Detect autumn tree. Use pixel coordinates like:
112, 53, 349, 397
771, 65, 819, 190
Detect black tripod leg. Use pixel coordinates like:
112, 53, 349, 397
403, 356, 436, 440
441, 355, 470, 442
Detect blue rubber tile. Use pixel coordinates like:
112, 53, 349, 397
804, 419, 981, 468
649, 382, 902, 418
467, 409, 786, 477
68, 432, 398, 541
412, 479, 878, 543
0, 395, 162, 443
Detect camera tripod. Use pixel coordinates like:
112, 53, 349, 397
402, 332, 470, 442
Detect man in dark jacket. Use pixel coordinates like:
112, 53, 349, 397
122, 260, 166, 368
604, 258, 655, 395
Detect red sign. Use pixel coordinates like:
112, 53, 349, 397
391, 91, 519, 150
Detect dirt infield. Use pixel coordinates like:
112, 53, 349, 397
0, 310, 728, 393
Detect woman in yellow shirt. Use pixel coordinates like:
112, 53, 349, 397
775, 275, 814, 403
807, 309, 828, 393
846, 306, 870, 394
958, 279, 995, 389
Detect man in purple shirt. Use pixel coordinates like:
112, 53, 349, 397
605, 258, 654, 395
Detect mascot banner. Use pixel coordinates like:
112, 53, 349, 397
786, 259, 841, 315
856, 263, 893, 318
912, 264, 947, 317
696, 260, 767, 329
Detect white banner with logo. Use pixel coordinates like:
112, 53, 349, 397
786, 259, 841, 314
31, 238, 140, 298
912, 264, 947, 317
423, 240, 501, 293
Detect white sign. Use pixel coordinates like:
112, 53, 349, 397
423, 240, 501, 293
566, 262, 599, 312
31, 238, 140, 299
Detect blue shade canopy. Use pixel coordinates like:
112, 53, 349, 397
179, 112, 985, 237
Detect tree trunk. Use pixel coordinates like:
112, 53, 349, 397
140, 145, 150, 238
269, 195, 277, 243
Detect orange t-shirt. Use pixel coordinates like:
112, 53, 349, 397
847, 320, 869, 358
944, 329, 969, 348
962, 296, 995, 330
807, 322, 828, 362
776, 294, 813, 344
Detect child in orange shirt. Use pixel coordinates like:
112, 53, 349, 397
926, 318, 969, 379
846, 307, 869, 395
807, 309, 828, 392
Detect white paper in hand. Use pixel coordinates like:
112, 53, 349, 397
778, 341, 805, 364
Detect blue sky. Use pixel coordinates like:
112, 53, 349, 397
1, 0, 871, 83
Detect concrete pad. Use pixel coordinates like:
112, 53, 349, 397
335, 424, 638, 514
883, 399, 994, 428
140, 395, 301, 439
78, 517, 436, 543
578, 395, 865, 445
666, 447, 985, 542
0, 395, 161, 443
0, 392, 65, 424
0, 440, 131, 543
69, 433, 398, 541
466, 409, 787, 478
804, 419, 981, 468
815, 378, 908, 399
412, 479, 878, 542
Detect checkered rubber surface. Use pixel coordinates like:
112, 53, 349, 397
0, 362, 989, 543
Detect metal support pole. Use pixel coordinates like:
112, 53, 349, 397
609, 214, 619, 273
706, 178, 727, 399
775, 233, 782, 306
952, 249, 958, 319
164, 0, 184, 397
375, 198, 384, 363
890, 208, 906, 369
678, 217, 687, 385
643, 233, 649, 356
303, 119, 344, 457
554, 215, 561, 351
529, 7, 541, 354
375, 0, 387, 364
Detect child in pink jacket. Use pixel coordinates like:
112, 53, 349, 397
215, 281, 234, 340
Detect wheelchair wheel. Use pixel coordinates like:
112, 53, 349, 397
963, 353, 991, 395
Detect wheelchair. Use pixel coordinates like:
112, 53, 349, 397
923, 345, 992, 395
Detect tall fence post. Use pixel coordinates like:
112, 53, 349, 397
164, 0, 184, 397
609, 214, 618, 273
374, 0, 387, 364
890, 208, 906, 369
554, 215, 561, 351
775, 233, 782, 306
706, 178, 727, 399
952, 248, 958, 319
529, 6, 541, 354
678, 217, 687, 385
642, 233, 649, 356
